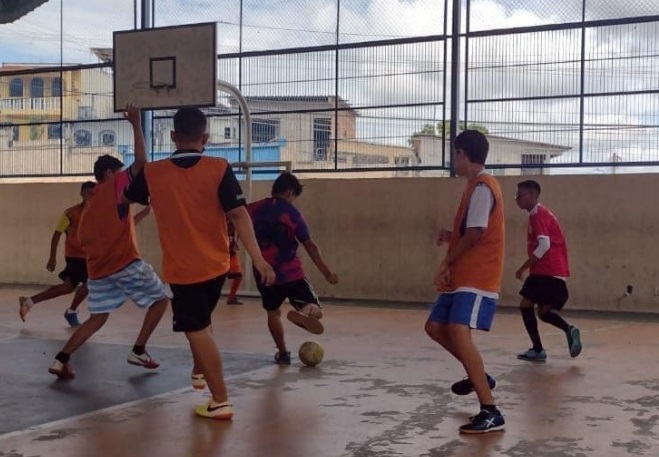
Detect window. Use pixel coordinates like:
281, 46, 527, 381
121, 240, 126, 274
51, 77, 62, 97
521, 154, 545, 176
394, 156, 411, 167
313, 118, 331, 161
1, 123, 19, 141
251, 118, 279, 143
74, 129, 92, 147
47, 124, 62, 139
100, 130, 115, 146
9, 78, 23, 97
224, 127, 231, 139
30, 78, 44, 98
78, 106, 92, 119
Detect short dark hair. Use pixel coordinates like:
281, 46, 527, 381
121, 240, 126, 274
93, 154, 123, 181
80, 181, 96, 192
454, 130, 489, 165
517, 180, 541, 195
173, 107, 207, 141
271, 172, 303, 197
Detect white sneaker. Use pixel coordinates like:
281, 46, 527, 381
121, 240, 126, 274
127, 351, 160, 369
48, 359, 75, 379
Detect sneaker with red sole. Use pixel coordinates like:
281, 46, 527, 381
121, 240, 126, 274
127, 351, 160, 369
48, 360, 75, 379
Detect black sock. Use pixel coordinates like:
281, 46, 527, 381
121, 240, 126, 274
132, 345, 146, 355
480, 404, 497, 413
55, 352, 70, 364
520, 307, 543, 351
538, 311, 570, 332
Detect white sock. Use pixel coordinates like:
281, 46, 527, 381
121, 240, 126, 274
66, 309, 78, 314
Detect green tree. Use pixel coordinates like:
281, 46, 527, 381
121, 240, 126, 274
408, 121, 489, 146
407, 123, 437, 146
439, 121, 489, 136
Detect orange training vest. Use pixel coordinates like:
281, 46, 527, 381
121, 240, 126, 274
446, 173, 505, 293
144, 156, 231, 284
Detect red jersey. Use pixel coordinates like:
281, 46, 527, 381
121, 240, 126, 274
527, 204, 570, 277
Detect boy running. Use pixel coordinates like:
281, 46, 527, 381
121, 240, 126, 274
514, 179, 582, 362
48, 105, 170, 379
19, 181, 95, 327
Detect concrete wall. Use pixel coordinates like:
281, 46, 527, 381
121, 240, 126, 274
2, 174, 658, 313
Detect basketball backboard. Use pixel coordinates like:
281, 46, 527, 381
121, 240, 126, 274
113, 22, 217, 112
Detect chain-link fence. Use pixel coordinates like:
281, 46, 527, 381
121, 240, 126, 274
0, 0, 657, 177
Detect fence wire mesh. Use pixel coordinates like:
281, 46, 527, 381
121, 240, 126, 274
0, 0, 658, 177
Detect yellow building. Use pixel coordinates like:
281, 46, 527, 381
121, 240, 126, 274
0, 63, 113, 142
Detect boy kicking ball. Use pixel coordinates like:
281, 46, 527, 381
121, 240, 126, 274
248, 172, 338, 364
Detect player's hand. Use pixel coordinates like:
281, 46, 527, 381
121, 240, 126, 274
325, 272, 339, 285
515, 268, 525, 281
434, 261, 451, 290
46, 259, 56, 272
436, 229, 452, 246
123, 104, 141, 126
254, 258, 276, 286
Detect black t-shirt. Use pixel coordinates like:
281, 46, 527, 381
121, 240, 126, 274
124, 150, 246, 212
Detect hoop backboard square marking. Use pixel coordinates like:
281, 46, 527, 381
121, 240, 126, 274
150, 57, 176, 89
113, 22, 217, 112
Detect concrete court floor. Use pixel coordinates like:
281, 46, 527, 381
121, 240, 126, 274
1, 286, 659, 457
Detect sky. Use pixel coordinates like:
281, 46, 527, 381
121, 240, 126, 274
1, 0, 658, 174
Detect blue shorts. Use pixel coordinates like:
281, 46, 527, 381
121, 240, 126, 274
87, 260, 171, 314
428, 291, 497, 331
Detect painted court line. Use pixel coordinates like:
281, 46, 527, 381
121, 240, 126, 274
0, 364, 274, 441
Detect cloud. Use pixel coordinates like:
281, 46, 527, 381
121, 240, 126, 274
1, 0, 658, 171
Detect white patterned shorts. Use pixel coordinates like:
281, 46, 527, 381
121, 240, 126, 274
87, 260, 171, 314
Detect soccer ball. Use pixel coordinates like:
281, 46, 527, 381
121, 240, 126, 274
298, 341, 324, 367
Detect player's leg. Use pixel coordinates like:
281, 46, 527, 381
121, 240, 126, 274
536, 277, 581, 357
427, 293, 496, 396
19, 278, 75, 322
117, 260, 170, 369
186, 327, 232, 419
48, 275, 122, 378
63, 258, 88, 327
257, 283, 290, 363
170, 275, 232, 419
286, 278, 324, 335
226, 255, 243, 305
446, 293, 504, 434
517, 275, 547, 362
64, 284, 88, 327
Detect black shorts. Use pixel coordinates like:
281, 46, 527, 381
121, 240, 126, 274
170, 275, 226, 332
520, 274, 569, 310
257, 278, 320, 312
58, 257, 88, 287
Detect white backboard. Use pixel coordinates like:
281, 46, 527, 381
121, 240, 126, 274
113, 22, 217, 112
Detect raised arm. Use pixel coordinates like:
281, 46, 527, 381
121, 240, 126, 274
124, 104, 147, 177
